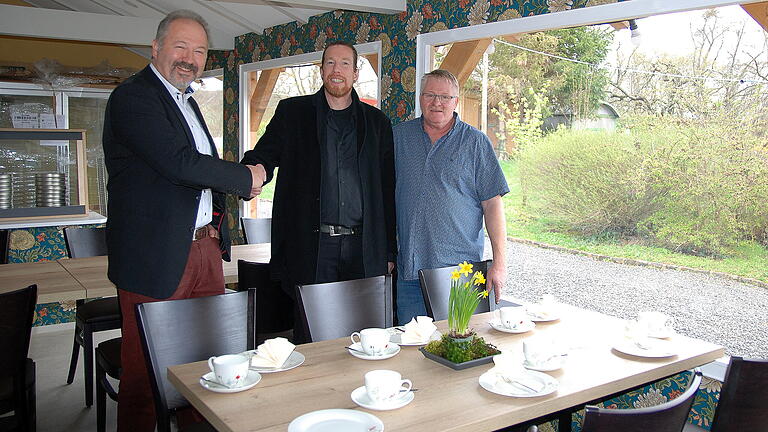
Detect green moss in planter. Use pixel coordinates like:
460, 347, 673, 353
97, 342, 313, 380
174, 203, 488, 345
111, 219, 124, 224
424, 333, 501, 364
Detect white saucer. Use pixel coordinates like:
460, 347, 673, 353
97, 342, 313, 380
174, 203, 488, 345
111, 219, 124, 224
350, 386, 415, 411
479, 368, 559, 398
613, 339, 677, 358
488, 319, 535, 334
526, 308, 560, 322
389, 329, 441, 346
347, 342, 400, 360
523, 355, 567, 372
247, 350, 305, 373
288, 409, 383, 432
199, 371, 261, 393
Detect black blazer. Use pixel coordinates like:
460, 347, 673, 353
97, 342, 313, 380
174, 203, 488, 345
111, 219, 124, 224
241, 89, 396, 287
102, 65, 252, 299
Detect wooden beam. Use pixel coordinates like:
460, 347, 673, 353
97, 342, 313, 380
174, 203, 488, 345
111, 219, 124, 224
501, 34, 523, 44
742, 2, 768, 32
438, 38, 492, 88
362, 53, 378, 77
249, 67, 283, 143
610, 21, 629, 30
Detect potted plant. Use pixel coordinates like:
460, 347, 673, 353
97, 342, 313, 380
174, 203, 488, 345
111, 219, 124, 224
420, 261, 500, 369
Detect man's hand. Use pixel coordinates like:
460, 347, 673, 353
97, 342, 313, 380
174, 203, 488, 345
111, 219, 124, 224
387, 261, 395, 274
486, 261, 506, 304
246, 164, 266, 198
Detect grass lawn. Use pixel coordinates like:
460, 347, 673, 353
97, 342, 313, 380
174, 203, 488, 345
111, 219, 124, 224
499, 159, 768, 283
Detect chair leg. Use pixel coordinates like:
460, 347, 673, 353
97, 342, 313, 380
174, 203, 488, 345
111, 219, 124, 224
96, 361, 106, 432
83, 326, 94, 407
66, 327, 81, 384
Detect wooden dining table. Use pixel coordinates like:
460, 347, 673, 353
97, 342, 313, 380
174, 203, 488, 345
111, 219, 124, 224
0, 243, 270, 303
167, 302, 724, 432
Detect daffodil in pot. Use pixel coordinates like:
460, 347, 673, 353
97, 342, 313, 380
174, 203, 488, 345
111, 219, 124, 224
421, 261, 501, 369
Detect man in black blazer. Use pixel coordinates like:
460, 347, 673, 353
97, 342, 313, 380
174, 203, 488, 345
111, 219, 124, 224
102, 10, 261, 432
242, 42, 396, 343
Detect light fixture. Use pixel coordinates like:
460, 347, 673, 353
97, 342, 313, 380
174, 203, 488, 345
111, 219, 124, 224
628, 19, 642, 46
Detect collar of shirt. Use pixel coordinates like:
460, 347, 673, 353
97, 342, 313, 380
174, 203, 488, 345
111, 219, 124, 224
150, 63, 194, 105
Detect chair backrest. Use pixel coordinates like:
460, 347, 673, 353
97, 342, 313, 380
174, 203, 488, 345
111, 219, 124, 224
238, 259, 293, 335
297, 275, 393, 342
0, 229, 9, 264
0, 285, 37, 372
581, 370, 702, 432
418, 260, 496, 321
136, 291, 251, 432
241, 217, 271, 244
710, 357, 768, 432
63, 227, 108, 258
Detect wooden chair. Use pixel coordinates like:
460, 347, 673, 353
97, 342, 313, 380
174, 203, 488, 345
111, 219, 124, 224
297, 275, 393, 342
238, 260, 294, 344
240, 217, 271, 244
581, 370, 702, 432
0, 285, 38, 432
63, 226, 121, 407
418, 260, 497, 321
706, 357, 768, 432
136, 291, 252, 432
94, 337, 121, 432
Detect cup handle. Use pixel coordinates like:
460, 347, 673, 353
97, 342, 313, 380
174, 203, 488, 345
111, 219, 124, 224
208, 356, 216, 373
400, 379, 412, 393
350, 332, 361, 345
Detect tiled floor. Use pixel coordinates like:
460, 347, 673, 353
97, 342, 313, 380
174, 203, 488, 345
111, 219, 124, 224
30, 324, 121, 432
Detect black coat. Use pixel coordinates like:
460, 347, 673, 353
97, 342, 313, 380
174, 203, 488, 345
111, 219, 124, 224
102, 65, 252, 299
241, 89, 396, 286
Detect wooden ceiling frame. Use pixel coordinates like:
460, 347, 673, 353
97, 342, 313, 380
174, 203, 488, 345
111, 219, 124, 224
438, 38, 493, 88
248, 67, 284, 142
742, 1, 768, 32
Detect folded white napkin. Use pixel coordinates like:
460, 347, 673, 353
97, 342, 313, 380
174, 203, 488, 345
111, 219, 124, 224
250, 337, 295, 368
401, 316, 436, 344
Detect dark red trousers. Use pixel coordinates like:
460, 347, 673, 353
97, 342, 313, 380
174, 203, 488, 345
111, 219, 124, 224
117, 236, 224, 432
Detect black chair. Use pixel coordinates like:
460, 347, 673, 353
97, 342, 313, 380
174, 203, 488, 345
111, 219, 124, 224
581, 370, 702, 432
238, 259, 294, 344
0, 285, 38, 432
707, 357, 768, 432
63, 227, 121, 407
136, 291, 252, 432
94, 337, 121, 432
240, 217, 271, 244
0, 229, 9, 264
297, 275, 393, 342
418, 260, 497, 321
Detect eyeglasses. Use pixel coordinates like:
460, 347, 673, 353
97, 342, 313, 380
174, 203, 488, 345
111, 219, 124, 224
421, 93, 458, 103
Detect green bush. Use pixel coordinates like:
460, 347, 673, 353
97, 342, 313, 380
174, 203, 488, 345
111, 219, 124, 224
519, 118, 768, 256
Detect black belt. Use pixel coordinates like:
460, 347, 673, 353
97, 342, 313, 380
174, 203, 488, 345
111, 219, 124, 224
319, 224, 361, 236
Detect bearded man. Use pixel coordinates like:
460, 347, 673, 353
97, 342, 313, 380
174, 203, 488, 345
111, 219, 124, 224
241, 41, 396, 343
102, 9, 262, 431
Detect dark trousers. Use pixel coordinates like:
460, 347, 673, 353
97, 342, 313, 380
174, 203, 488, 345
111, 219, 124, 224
117, 236, 224, 432
289, 232, 364, 343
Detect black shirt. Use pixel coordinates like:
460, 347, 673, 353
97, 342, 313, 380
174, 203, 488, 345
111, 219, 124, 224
320, 103, 362, 227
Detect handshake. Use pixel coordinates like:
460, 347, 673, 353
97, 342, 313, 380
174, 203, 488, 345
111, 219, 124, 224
245, 164, 267, 199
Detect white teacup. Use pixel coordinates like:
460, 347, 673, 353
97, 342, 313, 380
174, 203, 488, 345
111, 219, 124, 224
350, 328, 390, 356
208, 354, 250, 387
498, 306, 527, 329
638, 311, 673, 336
364, 369, 412, 403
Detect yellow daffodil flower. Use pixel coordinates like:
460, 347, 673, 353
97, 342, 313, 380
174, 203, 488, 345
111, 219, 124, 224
458, 261, 473, 276
473, 271, 486, 286
451, 270, 460, 280
480, 289, 489, 298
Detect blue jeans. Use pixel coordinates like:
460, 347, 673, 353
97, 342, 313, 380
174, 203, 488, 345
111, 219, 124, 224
396, 278, 427, 325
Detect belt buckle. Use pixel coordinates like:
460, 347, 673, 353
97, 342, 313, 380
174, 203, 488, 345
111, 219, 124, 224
328, 225, 341, 237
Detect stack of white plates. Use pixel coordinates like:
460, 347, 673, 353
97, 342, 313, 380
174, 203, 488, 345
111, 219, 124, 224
11, 172, 35, 208
35, 172, 67, 207
0, 173, 10, 209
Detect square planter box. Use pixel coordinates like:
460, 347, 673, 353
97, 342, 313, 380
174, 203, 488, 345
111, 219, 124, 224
418, 347, 494, 370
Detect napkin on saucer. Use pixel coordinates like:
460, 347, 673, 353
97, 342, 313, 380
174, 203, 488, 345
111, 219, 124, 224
401, 316, 437, 344
250, 337, 295, 368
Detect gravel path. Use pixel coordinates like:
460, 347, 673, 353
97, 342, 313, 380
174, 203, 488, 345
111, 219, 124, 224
490, 240, 768, 358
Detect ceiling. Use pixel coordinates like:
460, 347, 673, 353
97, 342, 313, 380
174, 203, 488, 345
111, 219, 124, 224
0, 0, 405, 53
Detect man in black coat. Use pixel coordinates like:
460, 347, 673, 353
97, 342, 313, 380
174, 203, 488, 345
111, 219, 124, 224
242, 42, 396, 342
102, 10, 261, 431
